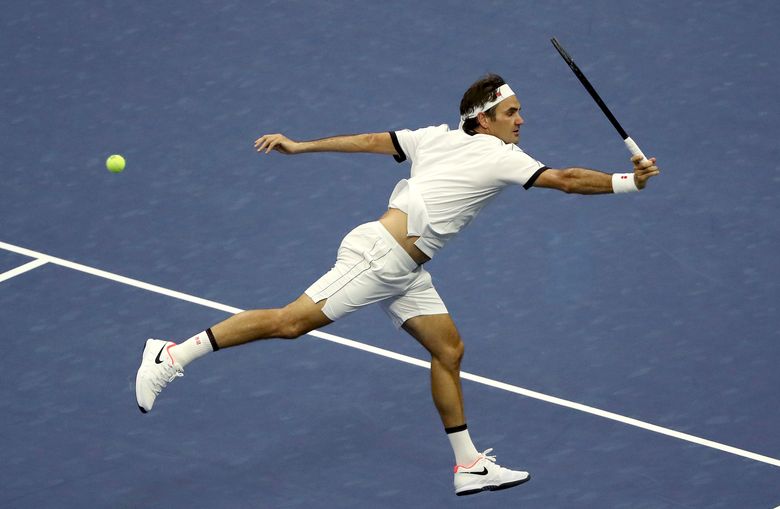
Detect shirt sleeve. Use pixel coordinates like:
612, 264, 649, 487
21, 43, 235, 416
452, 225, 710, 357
389, 124, 449, 163
496, 147, 549, 189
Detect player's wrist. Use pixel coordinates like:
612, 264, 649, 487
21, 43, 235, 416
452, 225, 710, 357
611, 173, 639, 193
291, 140, 312, 154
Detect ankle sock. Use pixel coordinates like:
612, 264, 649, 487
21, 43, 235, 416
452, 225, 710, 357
170, 328, 219, 368
446, 424, 480, 466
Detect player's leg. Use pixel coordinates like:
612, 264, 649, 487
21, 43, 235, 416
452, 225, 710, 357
209, 293, 332, 347
135, 294, 332, 413
172, 293, 331, 366
401, 313, 466, 429
136, 221, 383, 414
400, 311, 530, 495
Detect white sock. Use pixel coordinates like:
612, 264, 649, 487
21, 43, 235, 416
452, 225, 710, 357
446, 425, 480, 466
170, 329, 218, 368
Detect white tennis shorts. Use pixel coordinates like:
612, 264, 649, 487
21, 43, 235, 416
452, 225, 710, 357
305, 221, 448, 328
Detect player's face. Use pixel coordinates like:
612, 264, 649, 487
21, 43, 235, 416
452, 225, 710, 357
483, 97, 524, 144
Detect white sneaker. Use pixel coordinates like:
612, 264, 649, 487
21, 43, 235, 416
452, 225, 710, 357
135, 339, 183, 413
454, 449, 530, 496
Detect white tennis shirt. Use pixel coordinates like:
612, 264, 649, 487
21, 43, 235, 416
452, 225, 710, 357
388, 124, 548, 258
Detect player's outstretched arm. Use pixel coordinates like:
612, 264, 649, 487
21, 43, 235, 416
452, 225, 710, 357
533, 155, 660, 194
254, 132, 398, 156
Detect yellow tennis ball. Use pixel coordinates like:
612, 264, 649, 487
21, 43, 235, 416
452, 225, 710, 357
106, 154, 126, 173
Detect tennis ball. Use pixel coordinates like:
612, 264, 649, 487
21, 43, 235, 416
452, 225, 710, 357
106, 154, 126, 173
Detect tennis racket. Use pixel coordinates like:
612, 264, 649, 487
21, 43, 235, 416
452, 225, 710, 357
551, 37, 647, 162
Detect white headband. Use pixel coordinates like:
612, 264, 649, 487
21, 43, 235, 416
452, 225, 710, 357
459, 84, 515, 129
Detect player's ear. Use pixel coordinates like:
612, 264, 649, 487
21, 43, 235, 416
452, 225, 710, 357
477, 112, 490, 129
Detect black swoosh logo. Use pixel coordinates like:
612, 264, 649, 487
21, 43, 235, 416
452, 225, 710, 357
154, 345, 167, 364
464, 467, 488, 476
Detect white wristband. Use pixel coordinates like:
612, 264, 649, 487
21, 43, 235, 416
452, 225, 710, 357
612, 173, 639, 193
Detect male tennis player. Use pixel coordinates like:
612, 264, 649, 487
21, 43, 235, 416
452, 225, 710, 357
136, 73, 660, 496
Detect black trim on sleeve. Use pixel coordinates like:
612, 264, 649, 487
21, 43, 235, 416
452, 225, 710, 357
523, 166, 550, 190
389, 131, 406, 163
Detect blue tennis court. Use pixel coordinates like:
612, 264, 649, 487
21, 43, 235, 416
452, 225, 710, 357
2, 1, 779, 507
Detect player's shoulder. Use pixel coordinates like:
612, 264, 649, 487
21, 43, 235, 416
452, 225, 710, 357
417, 123, 451, 136
396, 123, 449, 133
394, 123, 449, 142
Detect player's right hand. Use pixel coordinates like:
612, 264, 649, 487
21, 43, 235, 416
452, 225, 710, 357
254, 133, 301, 155
631, 155, 660, 190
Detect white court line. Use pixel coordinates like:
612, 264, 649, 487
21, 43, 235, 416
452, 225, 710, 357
0, 241, 241, 315
1, 239, 779, 469
0, 258, 49, 283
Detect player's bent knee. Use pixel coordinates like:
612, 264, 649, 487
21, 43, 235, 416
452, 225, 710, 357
278, 319, 306, 340
436, 337, 464, 371
275, 296, 331, 339
452, 339, 465, 366
276, 310, 318, 340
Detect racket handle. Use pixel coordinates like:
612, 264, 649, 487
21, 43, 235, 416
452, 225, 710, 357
623, 137, 647, 162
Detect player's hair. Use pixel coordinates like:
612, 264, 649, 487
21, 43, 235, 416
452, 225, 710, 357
460, 73, 507, 135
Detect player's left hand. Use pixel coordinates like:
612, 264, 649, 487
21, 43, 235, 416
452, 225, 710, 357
254, 133, 302, 155
632, 155, 660, 190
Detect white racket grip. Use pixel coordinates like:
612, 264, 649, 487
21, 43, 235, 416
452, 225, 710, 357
623, 137, 647, 162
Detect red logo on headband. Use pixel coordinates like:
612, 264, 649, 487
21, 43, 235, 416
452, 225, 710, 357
496, 89, 503, 98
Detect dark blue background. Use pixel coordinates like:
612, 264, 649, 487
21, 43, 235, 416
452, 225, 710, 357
2, 1, 778, 507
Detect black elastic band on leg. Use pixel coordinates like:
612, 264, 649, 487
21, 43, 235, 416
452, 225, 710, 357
445, 424, 468, 435
206, 328, 220, 352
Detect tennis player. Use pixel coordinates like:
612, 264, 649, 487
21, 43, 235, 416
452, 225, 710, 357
136, 73, 660, 496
